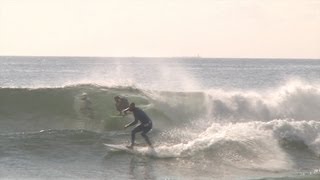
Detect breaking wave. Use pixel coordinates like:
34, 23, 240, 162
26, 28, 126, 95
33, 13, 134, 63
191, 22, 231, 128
1, 80, 320, 172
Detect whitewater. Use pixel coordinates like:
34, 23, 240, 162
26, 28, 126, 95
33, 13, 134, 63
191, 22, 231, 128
1, 56, 320, 179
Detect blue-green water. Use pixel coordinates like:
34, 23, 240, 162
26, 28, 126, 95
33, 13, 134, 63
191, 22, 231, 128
1, 56, 320, 179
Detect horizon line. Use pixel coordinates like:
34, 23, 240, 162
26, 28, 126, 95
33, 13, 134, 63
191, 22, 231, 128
0, 55, 320, 60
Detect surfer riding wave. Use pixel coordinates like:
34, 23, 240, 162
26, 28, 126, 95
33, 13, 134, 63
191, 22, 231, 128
124, 103, 153, 149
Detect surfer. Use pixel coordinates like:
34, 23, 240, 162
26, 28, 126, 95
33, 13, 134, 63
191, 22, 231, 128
114, 96, 129, 116
124, 103, 153, 149
80, 93, 94, 119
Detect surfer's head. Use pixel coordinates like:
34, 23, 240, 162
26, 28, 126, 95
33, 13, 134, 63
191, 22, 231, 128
128, 102, 135, 111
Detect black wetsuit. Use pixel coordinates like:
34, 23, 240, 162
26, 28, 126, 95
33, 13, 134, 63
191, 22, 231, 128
126, 107, 152, 146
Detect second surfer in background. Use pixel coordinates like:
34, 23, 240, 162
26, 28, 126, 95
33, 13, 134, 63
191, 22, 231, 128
80, 93, 94, 119
114, 96, 129, 116
124, 103, 153, 149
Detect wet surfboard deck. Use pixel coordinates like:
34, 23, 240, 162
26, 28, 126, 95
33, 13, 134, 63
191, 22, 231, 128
104, 143, 156, 156
104, 143, 132, 151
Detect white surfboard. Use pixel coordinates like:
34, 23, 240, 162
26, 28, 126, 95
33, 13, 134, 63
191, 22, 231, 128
104, 143, 132, 151
104, 143, 156, 156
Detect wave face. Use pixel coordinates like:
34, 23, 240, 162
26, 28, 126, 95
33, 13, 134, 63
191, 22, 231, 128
0, 84, 214, 132
0, 85, 141, 132
2, 81, 320, 130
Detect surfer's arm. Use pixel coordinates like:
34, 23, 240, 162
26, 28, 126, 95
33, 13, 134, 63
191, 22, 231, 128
122, 107, 130, 114
124, 119, 138, 128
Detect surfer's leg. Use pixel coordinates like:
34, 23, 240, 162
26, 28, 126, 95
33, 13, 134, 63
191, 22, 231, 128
141, 133, 152, 147
141, 126, 152, 147
129, 131, 135, 148
129, 125, 143, 148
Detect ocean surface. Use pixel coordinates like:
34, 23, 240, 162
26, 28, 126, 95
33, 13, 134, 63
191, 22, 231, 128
1, 56, 320, 179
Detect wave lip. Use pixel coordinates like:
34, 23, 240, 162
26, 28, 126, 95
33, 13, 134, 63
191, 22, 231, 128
203, 80, 320, 122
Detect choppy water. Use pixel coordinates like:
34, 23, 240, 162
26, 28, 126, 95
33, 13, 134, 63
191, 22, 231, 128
1, 56, 320, 179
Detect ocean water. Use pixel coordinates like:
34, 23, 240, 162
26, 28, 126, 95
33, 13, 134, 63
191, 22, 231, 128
1, 56, 320, 179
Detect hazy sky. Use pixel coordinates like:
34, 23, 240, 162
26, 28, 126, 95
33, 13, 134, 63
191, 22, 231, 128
0, 0, 319, 58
